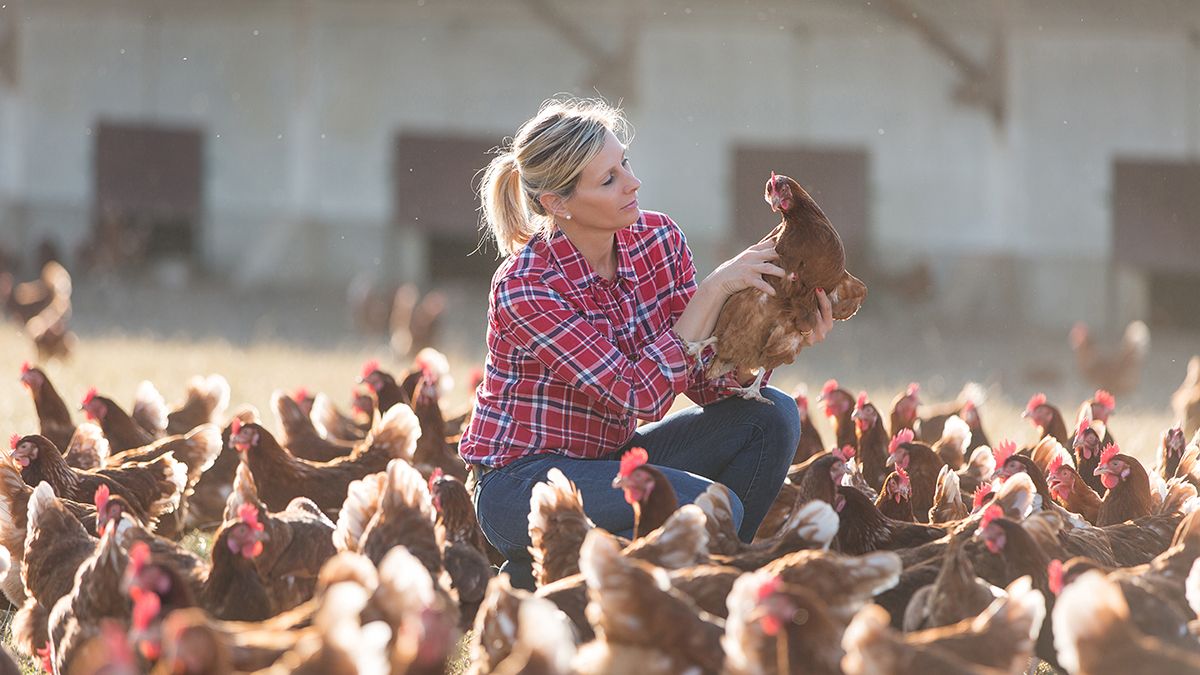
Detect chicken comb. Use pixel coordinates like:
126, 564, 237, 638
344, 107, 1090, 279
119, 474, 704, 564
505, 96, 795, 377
1047, 451, 1064, 476
361, 359, 380, 380
37, 643, 52, 675
755, 574, 782, 602
888, 429, 914, 456
129, 540, 151, 576
428, 467, 445, 493
1099, 443, 1120, 467
238, 503, 264, 531
230, 418, 242, 437
833, 445, 856, 462
94, 484, 110, 511
1093, 390, 1116, 411
821, 379, 839, 396
1074, 416, 1092, 440
130, 585, 161, 632
979, 504, 1004, 531
1048, 559, 1064, 596
992, 439, 1015, 468
20, 361, 31, 375
1025, 393, 1047, 414
82, 386, 98, 407
856, 391, 869, 411
962, 400, 975, 412
793, 394, 808, 411
8, 434, 18, 451
906, 382, 920, 397
973, 483, 994, 510
619, 447, 649, 478
292, 387, 309, 404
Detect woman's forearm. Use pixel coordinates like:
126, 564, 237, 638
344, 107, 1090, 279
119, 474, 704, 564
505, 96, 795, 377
672, 280, 727, 343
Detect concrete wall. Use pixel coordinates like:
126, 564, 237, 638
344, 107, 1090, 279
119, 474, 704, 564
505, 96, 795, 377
0, 0, 1198, 328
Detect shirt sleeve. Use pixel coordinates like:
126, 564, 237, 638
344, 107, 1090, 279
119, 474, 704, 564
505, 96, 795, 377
493, 276, 694, 422
668, 225, 773, 406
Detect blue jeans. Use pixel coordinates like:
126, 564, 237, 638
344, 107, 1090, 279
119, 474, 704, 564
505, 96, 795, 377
473, 385, 800, 590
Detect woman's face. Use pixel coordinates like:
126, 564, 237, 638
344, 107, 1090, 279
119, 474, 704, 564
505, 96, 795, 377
558, 128, 642, 233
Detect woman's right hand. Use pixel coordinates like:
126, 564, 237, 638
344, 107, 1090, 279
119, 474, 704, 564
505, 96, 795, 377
702, 240, 787, 298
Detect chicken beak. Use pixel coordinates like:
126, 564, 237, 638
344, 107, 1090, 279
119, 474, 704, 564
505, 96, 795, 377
1020, 409, 1032, 419
850, 409, 863, 421
1093, 464, 1110, 477
885, 454, 895, 467
611, 476, 624, 489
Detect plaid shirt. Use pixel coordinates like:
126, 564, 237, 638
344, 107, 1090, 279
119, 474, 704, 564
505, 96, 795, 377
459, 210, 771, 468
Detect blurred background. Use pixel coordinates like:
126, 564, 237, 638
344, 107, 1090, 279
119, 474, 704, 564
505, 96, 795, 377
0, 0, 1198, 440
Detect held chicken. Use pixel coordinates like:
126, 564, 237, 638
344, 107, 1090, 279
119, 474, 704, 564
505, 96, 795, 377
705, 173, 866, 402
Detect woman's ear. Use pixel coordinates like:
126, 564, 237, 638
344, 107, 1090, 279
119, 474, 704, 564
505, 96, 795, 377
539, 193, 570, 221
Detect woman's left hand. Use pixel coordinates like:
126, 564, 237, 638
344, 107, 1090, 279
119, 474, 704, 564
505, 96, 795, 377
802, 288, 834, 347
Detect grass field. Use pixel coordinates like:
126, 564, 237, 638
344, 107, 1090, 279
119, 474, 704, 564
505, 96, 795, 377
0, 279, 1195, 671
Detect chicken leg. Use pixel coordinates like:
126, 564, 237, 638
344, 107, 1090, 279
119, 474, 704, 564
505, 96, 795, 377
729, 368, 773, 404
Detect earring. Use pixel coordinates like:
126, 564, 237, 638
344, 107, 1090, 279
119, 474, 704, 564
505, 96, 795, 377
564, 214, 572, 220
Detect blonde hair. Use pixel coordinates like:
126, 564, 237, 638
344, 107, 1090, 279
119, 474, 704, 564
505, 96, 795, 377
479, 96, 631, 257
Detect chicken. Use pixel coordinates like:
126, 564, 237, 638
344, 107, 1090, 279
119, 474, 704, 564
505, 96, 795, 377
25, 295, 78, 362
47, 521, 130, 674
311, 390, 370, 443
930, 464, 970, 524
19, 362, 76, 452
876, 468, 915, 522
993, 439, 1056, 510
428, 474, 492, 629
1, 260, 69, 323
852, 392, 890, 491
166, 374, 230, 436
61, 423, 109, 471
888, 382, 921, 438
1053, 569, 1200, 674
529, 468, 593, 586
610, 447, 680, 539
886, 429, 944, 523
1022, 392, 1071, 449
933, 415, 972, 470
573, 529, 725, 674
1048, 450, 1102, 525
723, 572, 844, 675
11, 483, 98, 660
1172, 355, 1200, 440
845, 576, 1044, 675
818, 379, 858, 452
186, 407, 259, 530
791, 386, 825, 463
957, 444, 997, 498
359, 359, 419, 414
704, 173, 867, 401
80, 387, 159, 453
1155, 425, 1192, 485
903, 531, 999, 631
759, 548, 902, 623
1095, 444, 1155, 526
272, 389, 354, 462
912, 382, 988, 450
1071, 414, 1110, 496
199, 502, 278, 621
0, 457, 87, 605
373, 545, 462, 675
1069, 319, 1151, 396
490, 596, 576, 675
10, 434, 184, 526
834, 485, 944, 555
431, 468, 501, 567
696, 484, 840, 570
468, 575, 532, 675
1080, 389, 1118, 440
333, 458, 442, 577
411, 368, 469, 480
224, 462, 337, 614
230, 403, 419, 517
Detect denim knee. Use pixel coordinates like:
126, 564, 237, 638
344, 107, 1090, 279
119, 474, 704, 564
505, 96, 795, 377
760, 385, 802, 455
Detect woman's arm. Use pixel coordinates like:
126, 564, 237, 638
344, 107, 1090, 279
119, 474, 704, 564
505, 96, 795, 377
672, 239, 785, 344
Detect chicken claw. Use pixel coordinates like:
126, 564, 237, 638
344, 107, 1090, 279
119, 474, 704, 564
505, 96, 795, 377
682, 336, 717, 360
729, 368, 773, 404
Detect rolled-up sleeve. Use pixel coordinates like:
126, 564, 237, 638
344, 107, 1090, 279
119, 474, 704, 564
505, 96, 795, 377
494, 278, 692, 421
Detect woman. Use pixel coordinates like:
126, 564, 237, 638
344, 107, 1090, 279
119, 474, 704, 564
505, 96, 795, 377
461, 97, 833, 590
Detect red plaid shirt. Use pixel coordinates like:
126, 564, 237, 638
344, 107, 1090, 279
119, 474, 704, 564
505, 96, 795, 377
459, 210, 771, 468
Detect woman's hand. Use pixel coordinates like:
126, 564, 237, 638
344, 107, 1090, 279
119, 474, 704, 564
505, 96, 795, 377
702, 240, 787, 298
801, 288, 834, 348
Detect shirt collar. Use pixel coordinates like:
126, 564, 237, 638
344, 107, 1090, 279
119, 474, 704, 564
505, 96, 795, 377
546, 225, 637, 289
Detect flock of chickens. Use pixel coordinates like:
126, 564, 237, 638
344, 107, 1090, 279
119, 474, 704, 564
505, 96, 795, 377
1, 343, 1198, 675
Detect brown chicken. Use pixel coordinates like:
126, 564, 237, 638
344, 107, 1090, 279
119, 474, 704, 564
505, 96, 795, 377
80, 388, 159, 453
929, 465, 970, 524
359, 359, 420, 414
427, 471, 492, 628
903, 532, 997, 631
853, 392, 891, 491
723, 572, 844, 675
1, 260, 69, 323
19, 362, 76, 452
47, 521, 130, 674
1053, 569, 1200, 674
11, 434, 184, 525
312, 390, 371, 442
230, 403, 419, 516
186, 407, 259, 530
819, 379, 858, 452
791, 386, 826, 463
1173, 355, 1200, 440
886, 429, 944, 523
411, 368, 469, 480
1048, 452, 1102, 525
272, 389, 354, 462
573, 529, 725, 674
333, 458, 442, 577
489, 595, 577, 675
528, 468, 593, 586
704, 173, 867, 401
1155, 425, 1192, 485
833, 485, 944, 555
1095, 444, 1154, 526
1071, 415, 1110, 496
165, 374, 230, 436
1069, 319, 1151, 396
1022, 392, 1071, 449
611, 447, 679, 539
888, 382, 921, 438
876, 469, 915, 522
932, 415, 972, 471
912, 382, 988, 448
25, 296, 78, 362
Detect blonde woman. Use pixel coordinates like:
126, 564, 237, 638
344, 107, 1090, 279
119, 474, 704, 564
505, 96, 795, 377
460, 97, 833, 589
